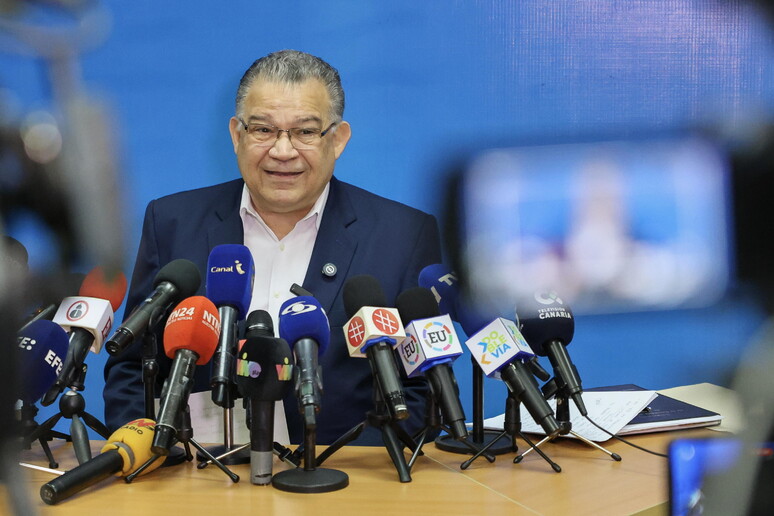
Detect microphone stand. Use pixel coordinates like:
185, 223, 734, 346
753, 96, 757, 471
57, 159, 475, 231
410, 386, 496, 469
17, 401, 70, 469
272, 407, 349, 493
28, 365, 110, 465
126, 404, 239, 483
434, 356, 514, 456
315, 373, 419, 483
140, 314, 186, 467
462, 390, 561, 472
513, 377, 622, 463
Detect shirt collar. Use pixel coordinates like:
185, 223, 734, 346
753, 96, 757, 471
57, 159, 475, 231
239, 181, 330, 232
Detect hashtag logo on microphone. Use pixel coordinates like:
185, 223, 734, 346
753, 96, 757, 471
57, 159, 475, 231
372, 309, 399, 334
347, 317, 365, 347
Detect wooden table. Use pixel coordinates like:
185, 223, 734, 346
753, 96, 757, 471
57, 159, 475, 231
3, 429, 714, 515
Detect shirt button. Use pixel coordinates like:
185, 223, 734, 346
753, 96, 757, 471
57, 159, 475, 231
273, 292, 280, 298
279, 243, 285, 251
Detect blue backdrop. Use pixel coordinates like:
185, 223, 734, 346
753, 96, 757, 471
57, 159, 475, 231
3, 1, 772, 438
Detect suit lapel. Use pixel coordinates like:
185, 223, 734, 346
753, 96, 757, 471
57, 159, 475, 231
303, 178, 357, 313
207, 180, 245, 250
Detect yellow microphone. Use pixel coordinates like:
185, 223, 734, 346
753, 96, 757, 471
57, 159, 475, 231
40, 419, 163, 505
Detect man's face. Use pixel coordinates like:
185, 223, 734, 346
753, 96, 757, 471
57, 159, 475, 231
228, 79, 351, 218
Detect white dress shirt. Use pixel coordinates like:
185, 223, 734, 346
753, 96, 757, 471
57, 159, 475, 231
188, 182, 329, 445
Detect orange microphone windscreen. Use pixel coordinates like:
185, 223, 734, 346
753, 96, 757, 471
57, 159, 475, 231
100, 418, 163, 476
163, 295, 220, 364
79, 266, 128, 312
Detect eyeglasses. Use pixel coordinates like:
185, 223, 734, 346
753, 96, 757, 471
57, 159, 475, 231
237, 118, 337, 148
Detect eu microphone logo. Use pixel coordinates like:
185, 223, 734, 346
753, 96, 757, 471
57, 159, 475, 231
421, 321, 453, 352
399, 335, 420, 366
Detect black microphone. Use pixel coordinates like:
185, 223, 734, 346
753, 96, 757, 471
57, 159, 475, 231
151, 296, 220, 455
518, 291, 587, 416
235, 310, 294, 485
343, 275, 408, 421
105, 259, 201, 356
395, 287, 467, 440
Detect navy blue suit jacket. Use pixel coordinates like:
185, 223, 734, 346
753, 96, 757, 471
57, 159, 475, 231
103, 176, 442, 445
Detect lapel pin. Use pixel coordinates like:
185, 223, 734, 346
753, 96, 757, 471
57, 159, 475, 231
322, 263, 337, 278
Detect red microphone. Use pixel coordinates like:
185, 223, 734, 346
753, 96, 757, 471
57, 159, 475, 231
151, 296, 220, 455
79, 266, 128, 312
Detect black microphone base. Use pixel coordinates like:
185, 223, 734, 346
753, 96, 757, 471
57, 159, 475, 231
272, 467, 348, 493
434, 430, 515, 456
196, 444, 250, 466
161, 446, 188, 467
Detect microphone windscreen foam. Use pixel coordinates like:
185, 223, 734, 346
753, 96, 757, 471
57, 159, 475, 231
396, 287, 441, 323
154, 259, 201, 299
278, 296, 330, 354
101, 418, 163, 476
517, 291, 575, 354
205, 244, 254, 318
163, 296, 220, 364
245, 309, 274, 337
418, 264, 488, 336
17, 320, 69, 403
235, 335, 294, 401
343, 274, 388, 317
79, 266, 128, 312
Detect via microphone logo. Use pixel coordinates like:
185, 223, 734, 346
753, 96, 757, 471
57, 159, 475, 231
476, 330, 512, 365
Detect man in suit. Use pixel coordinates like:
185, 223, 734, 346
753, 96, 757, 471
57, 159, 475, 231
103, 50, 442, 445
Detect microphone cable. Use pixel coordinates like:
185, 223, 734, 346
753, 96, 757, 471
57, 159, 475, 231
583, 415, 668, 458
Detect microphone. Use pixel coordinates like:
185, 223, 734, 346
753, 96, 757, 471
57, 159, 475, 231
235, 310, 294, 485
151, 296, 220, 455
105, 258, 201, 356
16, 320, 69, 405
40, 418, 163, 505
395, 287, 467, 440
418, 264, 489, 337
19, 271, 85, 334
518, 290, 587, 416
41, 267, 127, 406
278, 296, 329, 429
464, 314, 561, 438
342, 275, 408, 421
206, 244, 255, 407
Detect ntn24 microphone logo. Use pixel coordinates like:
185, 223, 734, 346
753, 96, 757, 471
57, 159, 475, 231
167, 305, 221, 334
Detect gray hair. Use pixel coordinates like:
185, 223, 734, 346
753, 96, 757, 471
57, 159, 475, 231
235, 49, 345, 123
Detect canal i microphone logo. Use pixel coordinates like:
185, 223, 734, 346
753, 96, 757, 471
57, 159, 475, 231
420, 320, 454, 352
210, 259, 246, 275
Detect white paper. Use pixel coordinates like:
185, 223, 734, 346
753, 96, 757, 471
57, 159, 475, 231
483, 390, 657, 442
